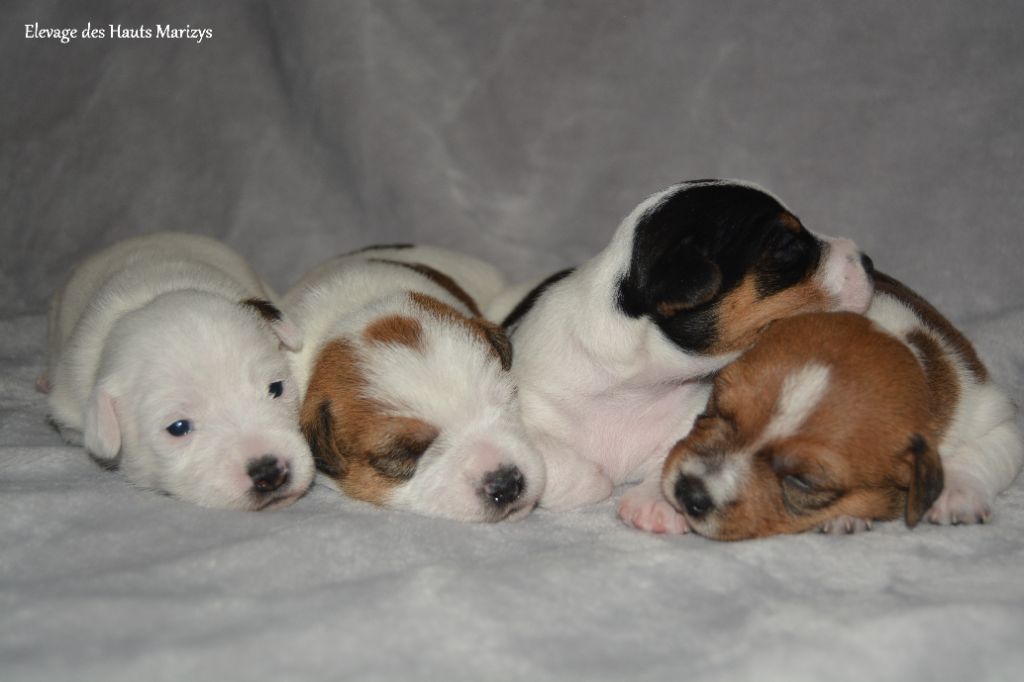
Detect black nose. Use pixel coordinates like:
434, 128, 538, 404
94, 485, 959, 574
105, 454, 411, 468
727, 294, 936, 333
482, 466, 525, 507
247, 455, 289, 493
860, 252, 875, 277
674, 474, 714, 518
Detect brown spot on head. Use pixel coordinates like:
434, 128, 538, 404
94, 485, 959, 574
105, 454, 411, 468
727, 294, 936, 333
707, 274, 831, 355
410, 292, 513, 371
663, 312, 940, 540
364, 315, 423, 349
299, 340, 439, 505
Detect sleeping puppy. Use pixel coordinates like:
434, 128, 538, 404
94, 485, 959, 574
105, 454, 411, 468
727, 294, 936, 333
285, 245, 544, 522
495, 180, 874, 532
661, 274, 1023, 539
43, 232, 314, 510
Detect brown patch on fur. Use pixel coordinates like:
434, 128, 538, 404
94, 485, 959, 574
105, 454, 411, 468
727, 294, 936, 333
905, 329, 959, 442
777, 211, 803, 233
364, 315, 423, 349
299, 340, 439, 506
241, 297, 282, 322
410, 292, 513, 370
708, 275, 831, 355
665, 312, 940, 540
874, 272, 987, 381
374, 259, 483, 317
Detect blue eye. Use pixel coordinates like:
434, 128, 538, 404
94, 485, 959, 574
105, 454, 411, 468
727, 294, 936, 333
166, 420, 192, 437
269, 381, 284, 398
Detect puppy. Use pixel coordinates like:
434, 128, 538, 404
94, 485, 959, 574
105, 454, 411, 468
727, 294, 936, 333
496, 180, 874, 532
285, 245, 545, 522
44, 232, 314, 510
662, 274, 1023, 539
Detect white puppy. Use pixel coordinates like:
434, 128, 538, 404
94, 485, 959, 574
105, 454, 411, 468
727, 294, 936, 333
44, 232, 315, 510
285, 244, 545, 522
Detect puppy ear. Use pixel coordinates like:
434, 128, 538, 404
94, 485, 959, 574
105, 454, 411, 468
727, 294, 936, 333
84, 387, 121, 461
904, 433, 944, 527
301, 400, 347, 479
653, 248, 723, 316
474, 318, 514, 371
241, 298, 304, 351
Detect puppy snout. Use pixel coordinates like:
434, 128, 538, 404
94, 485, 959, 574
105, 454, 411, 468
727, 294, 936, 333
247, 455, 290, 493
675, 474, 713, 519
482, 465, 526, 507
859, 252, 875, 278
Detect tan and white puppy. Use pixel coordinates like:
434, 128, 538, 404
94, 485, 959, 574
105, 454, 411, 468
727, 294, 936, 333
493, 180, 874, 532
285, 245, 544, 522
43, 232, 314, 510
662, 273, 1023, 539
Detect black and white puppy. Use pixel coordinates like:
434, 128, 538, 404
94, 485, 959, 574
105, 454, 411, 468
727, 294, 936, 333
491, 180, 874, 532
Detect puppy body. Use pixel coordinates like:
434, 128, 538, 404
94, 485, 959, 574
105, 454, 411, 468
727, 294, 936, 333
662, 274, 1023, 539
286, 245, 545, 522
46, 232, 314, 510
503, 181, 874, 532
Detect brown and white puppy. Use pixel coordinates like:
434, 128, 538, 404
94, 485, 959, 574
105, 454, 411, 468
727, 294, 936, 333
285, 245, 545, 522
662, 274, 1023, 539
491, 180, 874, 532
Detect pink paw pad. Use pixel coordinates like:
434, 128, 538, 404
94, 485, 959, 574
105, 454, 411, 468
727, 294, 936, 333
617, 490, 689, 535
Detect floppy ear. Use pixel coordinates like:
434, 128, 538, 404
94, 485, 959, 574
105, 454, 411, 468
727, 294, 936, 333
653, 247, 723, 317
301, 400, 347, 480
473, 318, 514, 371
84, 386, 121, 462
242, 298, 303, 351
904, 433, 944, 527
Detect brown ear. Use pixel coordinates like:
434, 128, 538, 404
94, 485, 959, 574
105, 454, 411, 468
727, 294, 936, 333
474, 318, 514, 370
301, 400, 347, 480
905, 433, 944, 527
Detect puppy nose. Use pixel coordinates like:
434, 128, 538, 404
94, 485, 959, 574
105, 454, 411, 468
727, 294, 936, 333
859, 252, 875, 277
482, 465, 525, 507
674, 474, 713, 518
247, 455, 289, 493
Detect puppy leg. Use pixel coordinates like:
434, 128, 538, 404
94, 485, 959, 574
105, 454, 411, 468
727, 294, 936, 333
540, 449, 614, 511
618, 476, 689, 534
929, 394, 1023, 525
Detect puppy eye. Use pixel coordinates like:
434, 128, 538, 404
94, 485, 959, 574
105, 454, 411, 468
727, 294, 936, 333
268, 381, 284, 398
166, 420, 192, 437
784, 474, 814, 491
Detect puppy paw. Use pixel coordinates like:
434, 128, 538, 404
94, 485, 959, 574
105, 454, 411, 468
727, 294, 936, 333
927, 472, 992, 525
618, 485, 689, 535
818, 516, 873, 535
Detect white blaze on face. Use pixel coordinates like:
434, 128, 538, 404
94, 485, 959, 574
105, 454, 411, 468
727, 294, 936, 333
680, 362, 832, 511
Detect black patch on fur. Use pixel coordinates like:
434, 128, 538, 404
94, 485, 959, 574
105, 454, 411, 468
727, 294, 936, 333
502, 268, 575, 331
906, 433, 944, 527
303, 400, 345, 479
615, 182, 822, 352
481, 323, 514, 371
241, 298, 283, 322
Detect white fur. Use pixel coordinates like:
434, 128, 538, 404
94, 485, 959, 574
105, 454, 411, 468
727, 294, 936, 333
285, 247, 545, 522
764, 363, 832, 442
505, 181, 871, 524
45, 232, 314, 510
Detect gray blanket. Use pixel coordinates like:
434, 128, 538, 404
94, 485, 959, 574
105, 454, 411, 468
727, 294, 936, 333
3, 2, 1023, 680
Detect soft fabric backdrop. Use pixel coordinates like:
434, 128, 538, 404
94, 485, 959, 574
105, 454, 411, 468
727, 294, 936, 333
2, 1, 1023, 680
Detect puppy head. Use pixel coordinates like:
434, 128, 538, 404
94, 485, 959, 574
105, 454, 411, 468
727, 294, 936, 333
88, 292, 315, 510
661, 312, 944, 540
300, 293, 544, 522
615, 180, 874, 359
